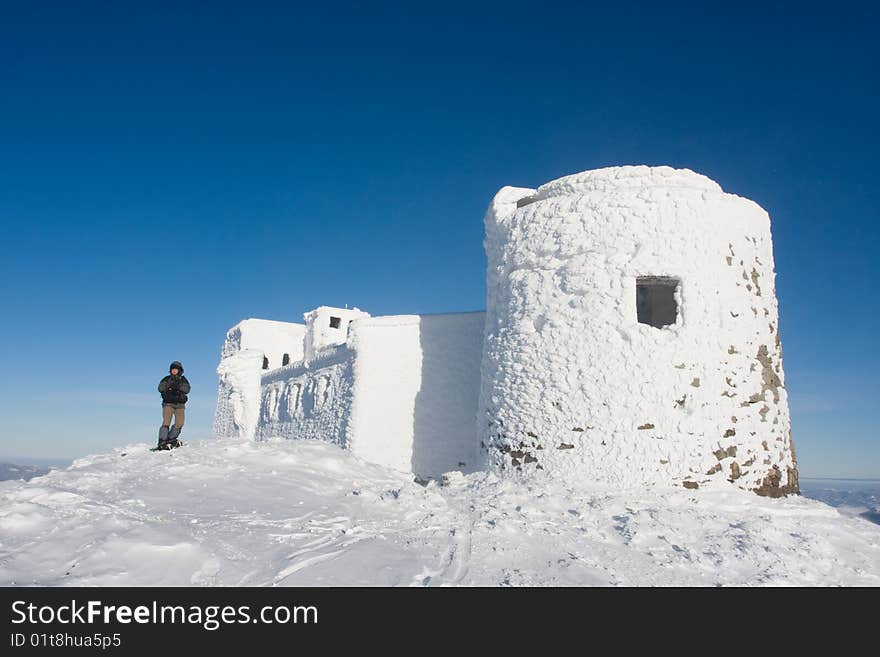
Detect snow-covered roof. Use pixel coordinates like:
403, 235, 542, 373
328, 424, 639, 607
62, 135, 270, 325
303, 306, 367, 319
221, 317, 306, 360
531, 165, 723, 202
231, 317, 304, 329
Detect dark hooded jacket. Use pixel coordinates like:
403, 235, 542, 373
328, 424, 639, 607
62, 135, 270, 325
158, 361, 191, 406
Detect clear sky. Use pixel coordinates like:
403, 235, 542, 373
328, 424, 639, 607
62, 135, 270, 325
0, 1, 876, 477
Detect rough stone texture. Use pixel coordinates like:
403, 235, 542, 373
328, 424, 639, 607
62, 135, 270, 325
479, 165, 798, 495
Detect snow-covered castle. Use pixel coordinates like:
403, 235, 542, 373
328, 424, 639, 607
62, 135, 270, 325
213, 166, 799, 496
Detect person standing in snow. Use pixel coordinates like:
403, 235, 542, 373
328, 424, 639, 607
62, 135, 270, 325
157, 361, 190, 450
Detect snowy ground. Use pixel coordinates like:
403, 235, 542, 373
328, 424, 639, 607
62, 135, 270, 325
1, 438, 878, 586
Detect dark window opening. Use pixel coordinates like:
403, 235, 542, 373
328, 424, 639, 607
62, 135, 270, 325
282, 353, 290, 366
329, 316, 341, 329
637, 277, 679, 328
262, 355, 269, 370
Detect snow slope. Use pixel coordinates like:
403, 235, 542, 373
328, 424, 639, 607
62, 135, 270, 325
0, 439, 878, 586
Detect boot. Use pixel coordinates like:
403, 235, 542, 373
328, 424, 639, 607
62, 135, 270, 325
158, 425, 170, 450
168, 425, 182, 448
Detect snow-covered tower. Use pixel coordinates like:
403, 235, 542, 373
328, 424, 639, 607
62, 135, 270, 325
479, 166, 798, 496
303, 306, 370, 361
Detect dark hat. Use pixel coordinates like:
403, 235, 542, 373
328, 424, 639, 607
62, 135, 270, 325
169, 361, 184, 374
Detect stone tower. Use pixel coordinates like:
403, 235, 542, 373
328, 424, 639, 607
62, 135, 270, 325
479, 166, 798, 495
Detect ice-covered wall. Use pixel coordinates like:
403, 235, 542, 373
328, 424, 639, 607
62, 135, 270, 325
303, 306, 370, 362
348, 313, 484, 476
256, 345, 355, 446
221, 318, 306, 370
213, 318, 306, 439
213, 350, 265, 440
346, 317, 422, 472
480, 165, 797, 496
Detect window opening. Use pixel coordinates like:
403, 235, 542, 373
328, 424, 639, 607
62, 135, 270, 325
637, 277, 679, 328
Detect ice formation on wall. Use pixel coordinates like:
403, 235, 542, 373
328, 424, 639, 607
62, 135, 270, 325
345, 313, 483, 475
258, 343, 355, 449
220, 317, 306, 366
213, 319, 306, 440
479, 166, 797, 496
303, 306, 370, 362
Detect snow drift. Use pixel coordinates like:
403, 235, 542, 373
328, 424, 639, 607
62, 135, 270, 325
0, 439, 877, 586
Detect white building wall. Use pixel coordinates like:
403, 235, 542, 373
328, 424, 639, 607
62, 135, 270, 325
250, 312, 484, 477
213, 318, 306, 439
222, 318, 305, 369
347, 312, 484, 476
346, 317, 423, 472
480, 166, 797, 495
213, 350, 265, 440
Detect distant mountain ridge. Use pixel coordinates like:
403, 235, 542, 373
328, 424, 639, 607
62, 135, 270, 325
0, 462, 50, 482
800, 478, 880, 527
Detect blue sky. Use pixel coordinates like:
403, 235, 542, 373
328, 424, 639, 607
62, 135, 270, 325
0, 1, 876, 477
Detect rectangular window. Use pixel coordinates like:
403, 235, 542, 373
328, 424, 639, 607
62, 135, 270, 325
329, 316, 341, 329
636, 277, 679, 328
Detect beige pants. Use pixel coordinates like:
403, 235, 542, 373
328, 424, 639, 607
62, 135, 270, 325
162, 404, 185, 428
